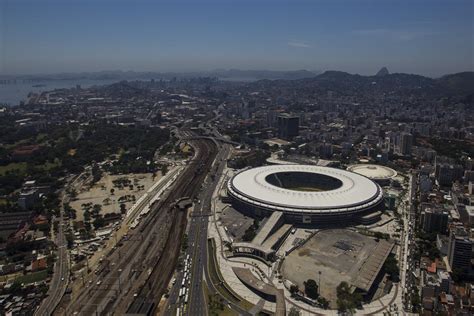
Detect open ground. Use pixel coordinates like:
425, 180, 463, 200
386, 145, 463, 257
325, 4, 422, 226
281, 229, 378, 307
70, 172, 160, 221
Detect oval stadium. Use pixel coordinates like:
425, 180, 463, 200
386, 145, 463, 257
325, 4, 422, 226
347, 164, 397, 186
227, 165, 385, 226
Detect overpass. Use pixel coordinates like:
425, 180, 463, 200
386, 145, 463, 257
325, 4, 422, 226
180, 135, 240, 146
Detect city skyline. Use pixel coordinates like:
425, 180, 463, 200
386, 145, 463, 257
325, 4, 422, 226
1, 0, 473, 77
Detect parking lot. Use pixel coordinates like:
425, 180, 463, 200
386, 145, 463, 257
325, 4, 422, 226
218, 205, 255, 241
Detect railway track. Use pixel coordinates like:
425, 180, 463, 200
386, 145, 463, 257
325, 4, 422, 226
126, 138, 217, 314
63, 134, 217, 315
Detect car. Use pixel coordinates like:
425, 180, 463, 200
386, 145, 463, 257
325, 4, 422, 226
61, 277, 65, 281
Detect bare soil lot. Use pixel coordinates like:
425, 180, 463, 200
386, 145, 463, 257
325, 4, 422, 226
70, 172, 160, 221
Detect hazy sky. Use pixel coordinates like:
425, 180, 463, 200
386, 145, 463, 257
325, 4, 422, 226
1, 0, 473, 76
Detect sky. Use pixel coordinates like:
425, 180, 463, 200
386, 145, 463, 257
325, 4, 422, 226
0, 0, 473, 77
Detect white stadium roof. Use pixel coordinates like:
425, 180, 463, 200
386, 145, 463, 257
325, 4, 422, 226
228, 165, 383, 214
347, 164, 397, 181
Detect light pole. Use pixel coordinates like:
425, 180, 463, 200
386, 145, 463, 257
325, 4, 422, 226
318, 271, 322, 295
118, 268, 122, 293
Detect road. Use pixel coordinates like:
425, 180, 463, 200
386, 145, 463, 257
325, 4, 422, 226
35, 196, 69, 315
401, 172, 419, 312
165, 136, 251, 316
197, 142, 251, 316
163, 138, 225, 316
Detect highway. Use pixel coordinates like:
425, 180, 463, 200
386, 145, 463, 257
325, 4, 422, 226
165, 135, 251, 316
35, 171, 90, 316
35, 193, 70, 316
165, 139, 227, 316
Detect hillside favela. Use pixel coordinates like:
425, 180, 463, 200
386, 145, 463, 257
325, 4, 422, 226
0, 1, 473, 315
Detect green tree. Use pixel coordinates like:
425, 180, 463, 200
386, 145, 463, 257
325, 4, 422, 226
120, 203, 127, 214
93, 216, 105, 229
304, 279, 319, 299
91, 164, 102, 184
242, 226, 256, 242
92, 204, 102, 217
317, 296, 330, 309
161, 164, 169, 175
288, 307, 300, 316
65, 231, 75, 249
384, 254, 400, 281
84, 210, 91, 222
289, 284, 299, 295
336, 281, 362, 313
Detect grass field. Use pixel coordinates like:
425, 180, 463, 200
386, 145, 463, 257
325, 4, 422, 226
289, 186, 324, 192
0, 162, 28, 176
14, 270, 49, 284
0, 272, 22, 282
0, 159, 61, 176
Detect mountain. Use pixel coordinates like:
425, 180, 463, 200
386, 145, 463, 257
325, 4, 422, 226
211, 69, 318, 80
436, 72, 474, 95
251, 70, 474, 100
376, 67, 389, 76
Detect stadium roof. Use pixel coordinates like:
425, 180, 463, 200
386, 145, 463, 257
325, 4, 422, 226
228, 165, 383, 214
352, 239, 394, 292
347, 164, 397, 181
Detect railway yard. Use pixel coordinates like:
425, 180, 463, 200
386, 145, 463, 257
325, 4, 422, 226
56, 132, 218, 315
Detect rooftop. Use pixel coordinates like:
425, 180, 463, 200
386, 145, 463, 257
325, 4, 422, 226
347, 164, 397, 180
229, 164, 383, 213
352, 239, 394, 292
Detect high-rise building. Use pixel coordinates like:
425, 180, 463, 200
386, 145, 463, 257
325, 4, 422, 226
277, 114, 299, 140
421, 208, 449, 234
447, 226, 472, 273
436, 164, 464, 187
400, 132, 413, 156
267, 110, 279, 128
319, 143, 333, 159
438, 270, 452, 294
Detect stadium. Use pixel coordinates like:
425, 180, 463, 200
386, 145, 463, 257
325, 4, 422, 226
227, 164, 385, 226
347, 164, 397, 186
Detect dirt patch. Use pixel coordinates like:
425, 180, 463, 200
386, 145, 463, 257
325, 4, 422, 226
298, 248, 310, 256
70, 172, 160, 221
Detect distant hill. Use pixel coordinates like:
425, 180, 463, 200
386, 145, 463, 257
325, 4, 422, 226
314, 70, 474, 96
1, 69, 472, 97
436, 72, 474, 95
0, 69, 320, 82
211, 69, 318, 80
251, 70, 474, 100
376, 67, 389, 76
